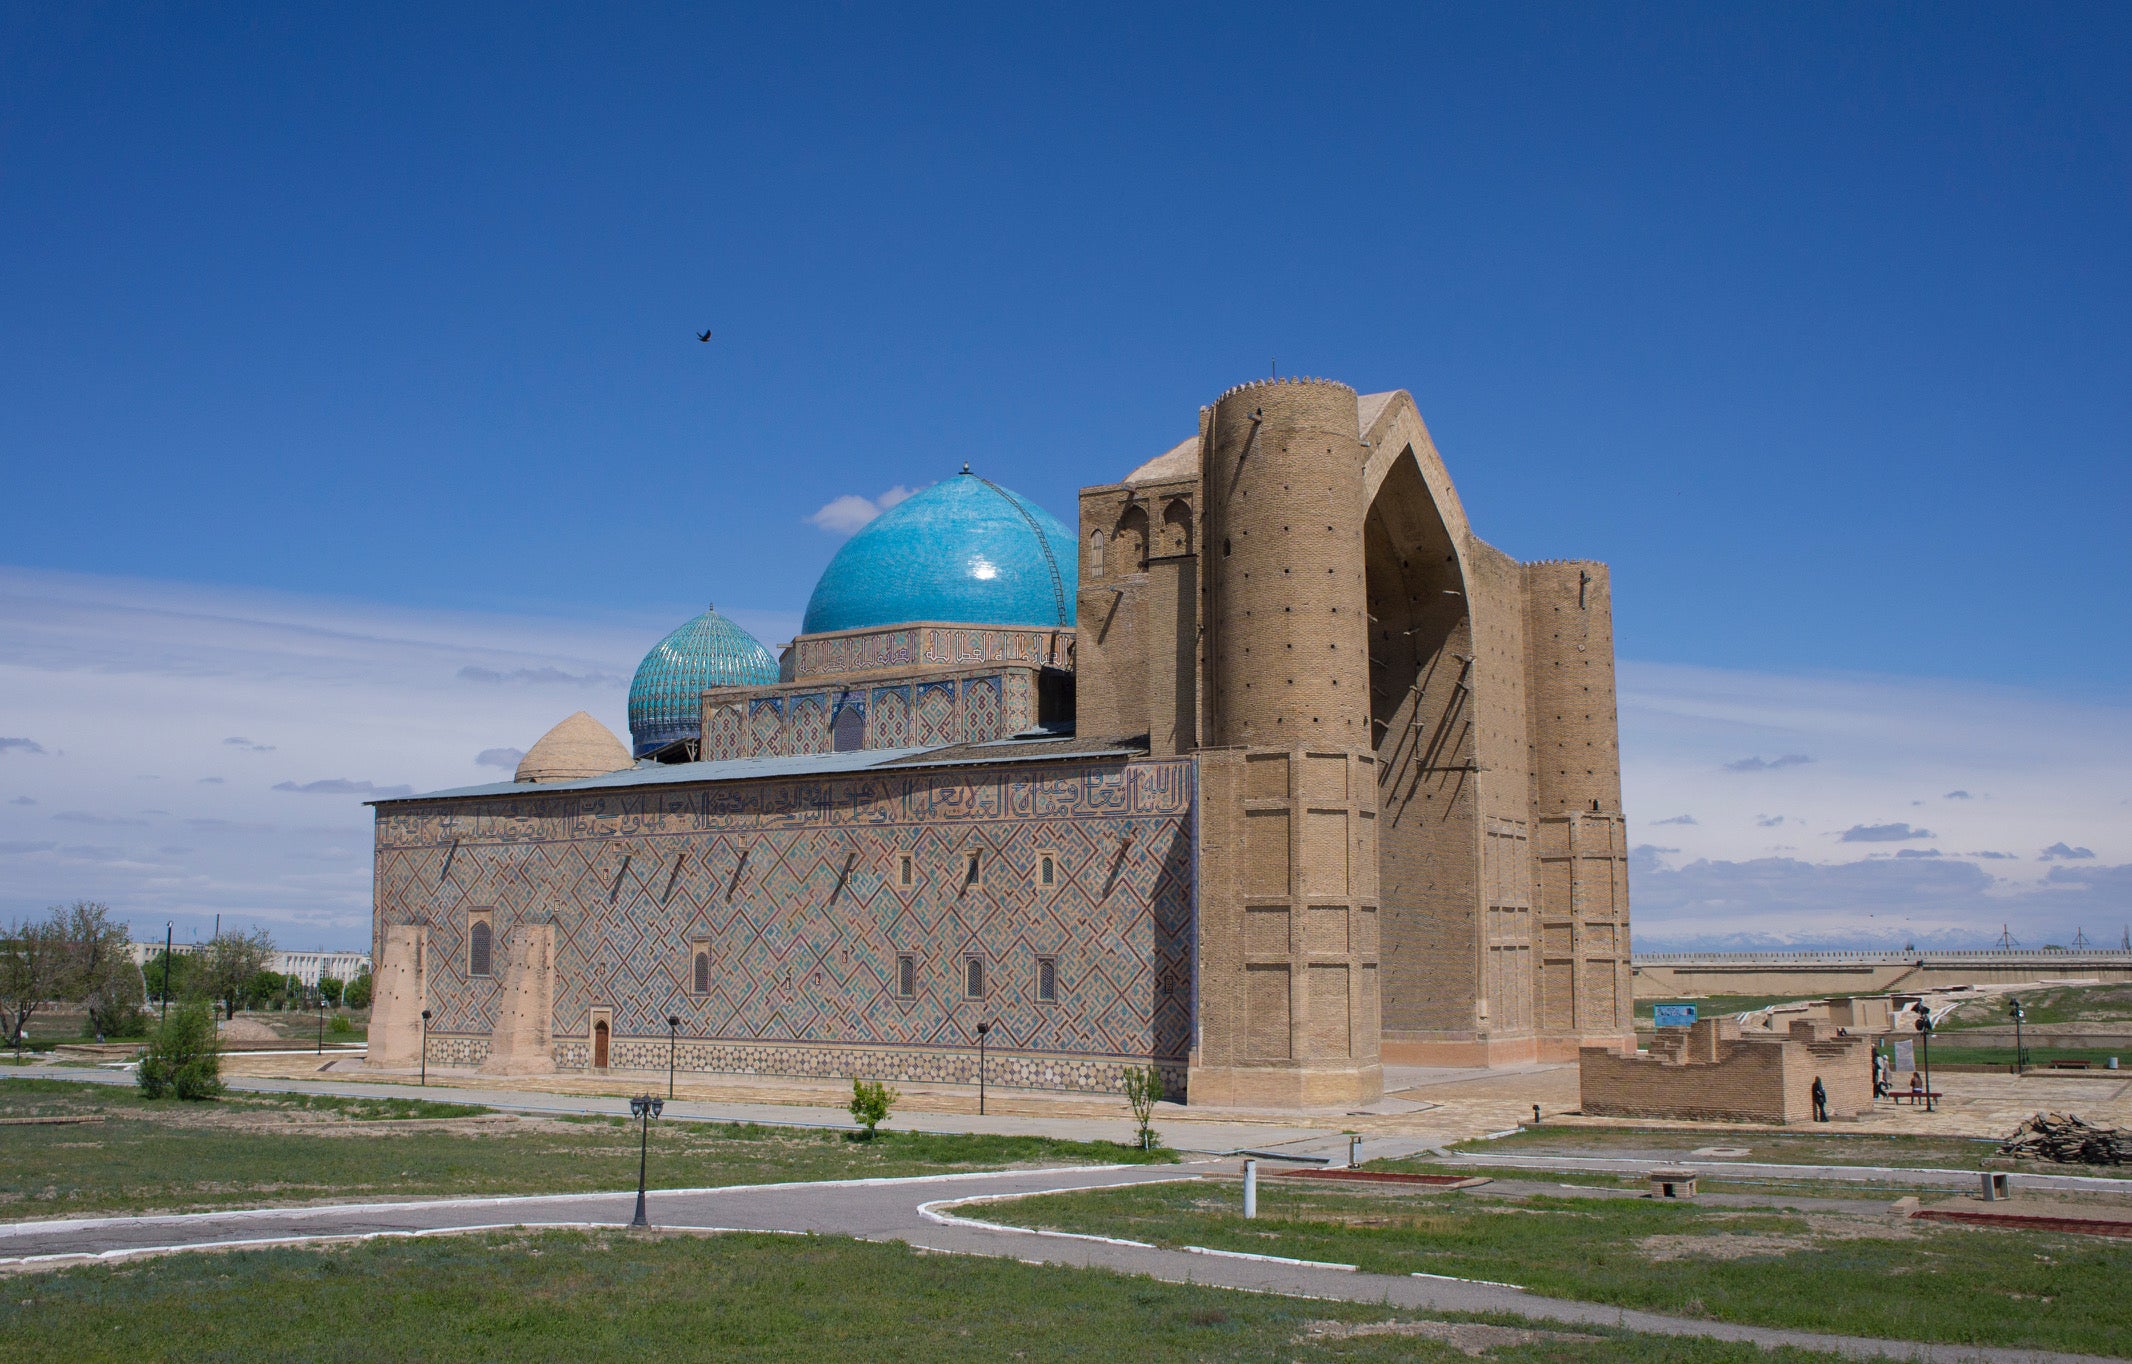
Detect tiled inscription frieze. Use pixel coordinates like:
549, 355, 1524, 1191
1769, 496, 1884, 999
790, 624, 1075, 681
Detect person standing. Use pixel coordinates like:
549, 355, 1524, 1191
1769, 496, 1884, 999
1811, 1075, 1829, 1122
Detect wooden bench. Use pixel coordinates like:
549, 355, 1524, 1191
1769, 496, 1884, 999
2049, 1060, 2092, 1070
1890, 1091, 1943, 1106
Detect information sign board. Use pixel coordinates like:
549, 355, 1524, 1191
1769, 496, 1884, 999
1652, 1004, 1697, 1029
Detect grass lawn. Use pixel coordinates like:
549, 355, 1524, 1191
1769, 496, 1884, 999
0, 1228, 1856, 1364
1940, 982, 2132, 1031
1422, 1124, 2132, 1182
1443, 1126, 2004, 1169
0, 1078, 1170, 1219
1003, 1180, 2132, 1357
1924, 1045, 2124, 1068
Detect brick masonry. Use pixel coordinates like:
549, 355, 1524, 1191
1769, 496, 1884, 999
1580, 1018, 1874, 1124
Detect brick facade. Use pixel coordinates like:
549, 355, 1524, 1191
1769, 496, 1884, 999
1580, 1018, 1874, 1124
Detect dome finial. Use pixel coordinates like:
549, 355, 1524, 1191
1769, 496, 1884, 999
960, 462, 971, 475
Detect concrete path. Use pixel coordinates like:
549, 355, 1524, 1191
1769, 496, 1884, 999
0, 1162, 2113, 1363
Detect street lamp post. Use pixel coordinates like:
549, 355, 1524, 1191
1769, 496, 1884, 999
629, 1095, 664, 1228
2010, 998, 2027, 1076
1916, 1010, 1935, 1112
316, 988, 324, 1055
666, 1015, 680, 1100
975, 1021, 990, 1116
419, 1008, 432, 1087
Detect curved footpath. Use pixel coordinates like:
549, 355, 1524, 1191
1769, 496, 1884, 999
0, 1161, 2115, 1364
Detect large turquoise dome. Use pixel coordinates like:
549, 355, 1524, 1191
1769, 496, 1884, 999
802, 471, 1077, 635
628, 606, 780, 757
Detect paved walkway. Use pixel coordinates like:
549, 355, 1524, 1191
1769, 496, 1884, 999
0, 1162, 2114, 1363
26, 1066, 1435, 1162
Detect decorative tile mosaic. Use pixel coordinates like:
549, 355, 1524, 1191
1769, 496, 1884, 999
791, 624, 1076, 681
701, 669, 1043, 762
374, 758, 1196, 1095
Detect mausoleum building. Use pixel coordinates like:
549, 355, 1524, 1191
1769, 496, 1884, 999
368, 378, 1633, 1107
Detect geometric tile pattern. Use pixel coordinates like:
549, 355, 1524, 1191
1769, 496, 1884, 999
373, 757, 1196, 1089
703, 668, 1042, 762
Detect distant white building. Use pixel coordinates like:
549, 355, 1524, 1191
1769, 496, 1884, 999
127, 944, 370, 989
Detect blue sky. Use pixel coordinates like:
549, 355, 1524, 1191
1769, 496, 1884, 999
2, 5, 2128, 947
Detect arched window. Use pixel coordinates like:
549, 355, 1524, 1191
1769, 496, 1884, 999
693, 950, 710, 995
467, 919, 492, 978
1162, 499, 1193, 556
1116, 506, 1149, 570
1088, 530, 1105, 577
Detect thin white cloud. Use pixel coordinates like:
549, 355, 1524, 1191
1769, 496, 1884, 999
475, 748, 524, 770
0, 564, 801, 943
1622, 659, 2132, 946
805, 485, 920, 536
272, 778, 413, 797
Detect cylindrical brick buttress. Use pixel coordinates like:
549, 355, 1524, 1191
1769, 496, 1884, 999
1202, 379, 1373, 748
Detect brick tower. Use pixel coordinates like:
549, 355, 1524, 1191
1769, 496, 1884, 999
1188, 379, 1384, 1106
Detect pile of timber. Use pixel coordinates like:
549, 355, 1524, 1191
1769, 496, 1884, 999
1998, 1112, 2132, 1166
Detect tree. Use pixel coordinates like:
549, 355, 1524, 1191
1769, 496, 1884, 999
199, 929, 274, 1020
344, 968, 373, 1011
1120, 1065, 1165, 1151
144, 948, 200, 1007
54, 902, 143, 1038
137, 1002, 223, 1100
318, 975, 344, 1008
0, 916, 67, 1053
848, 1078, 898, 1139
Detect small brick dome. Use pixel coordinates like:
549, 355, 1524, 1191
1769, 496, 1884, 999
515, 711, 632, 783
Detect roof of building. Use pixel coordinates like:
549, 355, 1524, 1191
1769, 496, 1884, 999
1124, 435, 1199, 485
515, 711, 633, 783
800, 470, 1078, 636
627, 606, 781, 757
371, 733, 1147, 805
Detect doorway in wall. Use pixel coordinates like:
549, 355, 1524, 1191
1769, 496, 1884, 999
592, 1020, 610, 1068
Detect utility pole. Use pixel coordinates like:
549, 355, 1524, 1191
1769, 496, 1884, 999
160, 922, 173, 1024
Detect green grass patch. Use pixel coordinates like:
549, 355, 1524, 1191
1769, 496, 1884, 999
1006, 1180, 2132, 1356
1442, 1125, 2005, 1168
0, 1078, 1171, 1219
1940, 982, 2132, 1031
1924, 1045, 2124, 1068
0, 1228, 1856, 1363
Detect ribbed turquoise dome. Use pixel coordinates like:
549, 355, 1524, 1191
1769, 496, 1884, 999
801, 471, 1077, 635
628, 606, 780, 757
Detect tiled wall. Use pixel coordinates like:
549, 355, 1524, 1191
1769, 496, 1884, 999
789, 624, 1074, 680
374, 757, 1196, 1095
702, 669, 1045, 760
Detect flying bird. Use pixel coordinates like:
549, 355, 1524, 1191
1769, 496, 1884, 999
696, 330, 713, 343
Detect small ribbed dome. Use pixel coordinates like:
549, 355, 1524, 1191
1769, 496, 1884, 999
628, 605, 780, 757
801, 470, 1077, 636
515, 712, 631, 783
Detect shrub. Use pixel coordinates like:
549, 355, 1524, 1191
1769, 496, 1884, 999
137, 1002, 224, 1100
328, 1013, 355, 1036
848, 1077, 898, 1139
1120, 1065, 1164, 1151
344, 969, 373, 1010
82, 1005, 150, 1040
